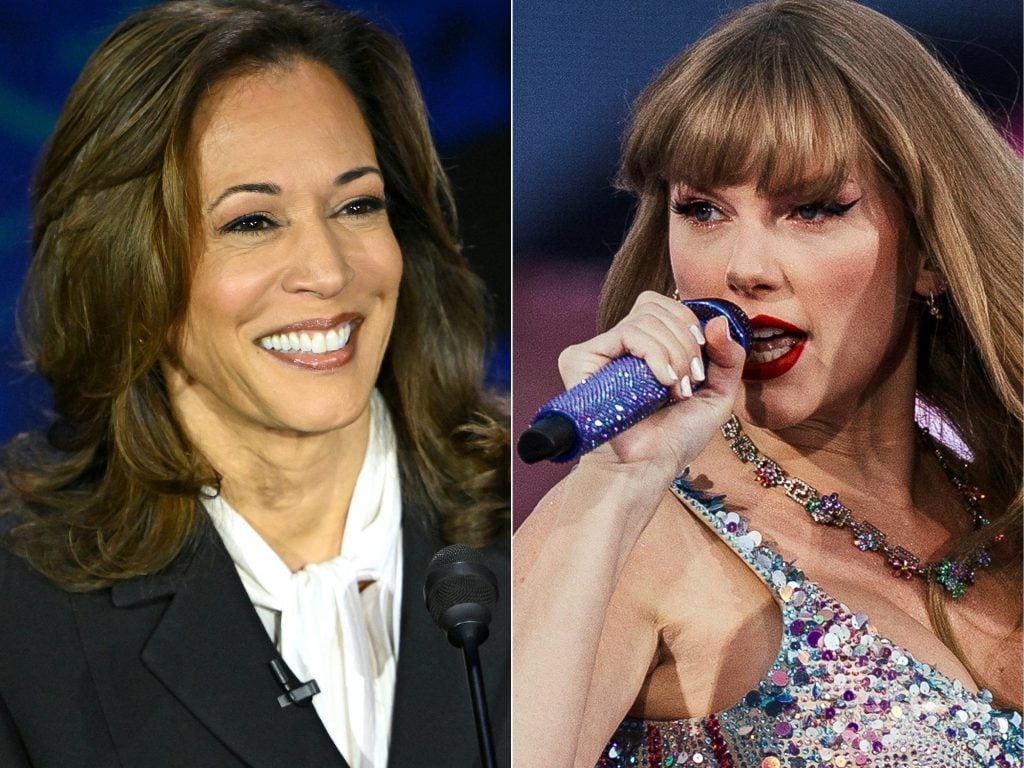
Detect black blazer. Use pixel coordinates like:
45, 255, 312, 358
0, 508, 509, 767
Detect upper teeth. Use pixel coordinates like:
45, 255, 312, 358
258, 322, 353, 354
752, 327, 786, 339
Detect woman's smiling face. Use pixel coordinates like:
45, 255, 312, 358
669, 169, 929, 429
165, 58, 402, 438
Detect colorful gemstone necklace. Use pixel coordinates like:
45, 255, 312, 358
720, 414, 993, 599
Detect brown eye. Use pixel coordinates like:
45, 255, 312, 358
338, 196, 386, 217
222, 213, 278, 234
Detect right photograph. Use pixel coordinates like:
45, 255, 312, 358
512, 1, 1023, 766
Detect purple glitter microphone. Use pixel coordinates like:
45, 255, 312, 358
518, 298, 751, 464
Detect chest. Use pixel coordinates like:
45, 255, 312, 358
631, 486, 1017, 721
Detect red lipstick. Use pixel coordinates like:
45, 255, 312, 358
742, 315, 807, 381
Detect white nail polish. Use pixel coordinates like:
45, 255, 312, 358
688, 323, 706, 345
690, 356, 706, 382
680, 375, 693, 397
665, 365, 679, 382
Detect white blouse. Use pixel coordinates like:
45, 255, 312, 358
204, 390, 403, 768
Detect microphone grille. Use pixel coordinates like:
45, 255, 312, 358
424, 544, 499, 626
429, 542, 476, 568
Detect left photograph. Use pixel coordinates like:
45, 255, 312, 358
0, 2, 510, 767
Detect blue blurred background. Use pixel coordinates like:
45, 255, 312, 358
0, 0, 510, 444
512, 0, 1023, 525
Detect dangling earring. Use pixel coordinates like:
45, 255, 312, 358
671, 288, 680, 302
926, 291, 943, 320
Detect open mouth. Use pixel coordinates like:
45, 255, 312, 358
258, 319, 356, 354
254, 315, 363, 371
743, 316, 807, 381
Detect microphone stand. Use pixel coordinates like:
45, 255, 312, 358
424, 546, 500, 768
461, 629, 496, 768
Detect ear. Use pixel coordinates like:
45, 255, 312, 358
912, 261, 944, 298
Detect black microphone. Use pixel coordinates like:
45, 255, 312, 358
517, 298, 751, 463
268, 657, 320, 708
424, 544, 499, 768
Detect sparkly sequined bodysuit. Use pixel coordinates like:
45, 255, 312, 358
598, 476, 1022, 768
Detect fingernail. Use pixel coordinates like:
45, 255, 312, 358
665, 365, 679, 382
680, 375, 693, 397
688, 323, 706, 345
690, 355, 705, 382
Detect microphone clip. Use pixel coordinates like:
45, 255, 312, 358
268, 658, 321, 708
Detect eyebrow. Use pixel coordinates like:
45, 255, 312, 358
207, 166, 383, 212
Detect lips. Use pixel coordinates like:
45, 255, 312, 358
743, 315, 807, 381
255, 313, 362, 371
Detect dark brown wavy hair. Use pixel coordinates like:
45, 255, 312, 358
599, 0, 1021, 694
2, 0, 508, 590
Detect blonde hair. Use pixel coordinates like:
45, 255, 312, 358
3, 0, 508, 590
600, 0, 1021, 692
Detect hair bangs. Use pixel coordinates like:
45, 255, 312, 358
659, 27, 863, 203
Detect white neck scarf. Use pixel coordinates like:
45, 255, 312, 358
204, 390, 403, 768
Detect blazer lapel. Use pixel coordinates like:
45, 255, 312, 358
77, 522, 348, 768
71, 506, 508, 768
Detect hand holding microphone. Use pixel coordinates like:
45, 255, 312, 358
518, 293, 749, 467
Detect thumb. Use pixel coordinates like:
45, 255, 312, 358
702, 315, 746, 400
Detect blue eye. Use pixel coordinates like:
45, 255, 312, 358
795, 198, 861, 222
222, 213, 278, 235
797, 204, 826, 221
671, 200, 724, 224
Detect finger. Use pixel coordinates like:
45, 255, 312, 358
615, 325, 685, 390
556, 321, 642, 387
631, 298, 710, 388
642, 291, 710, 350
631, 313, 706, 392
638, 300, 703, 355
700, 315, 747, 396
558, 305, 704, 391
557, 326, 678, 390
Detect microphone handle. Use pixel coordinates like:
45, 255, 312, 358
518, 298, 750, 464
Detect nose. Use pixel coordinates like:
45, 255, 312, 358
281, 218, 354, 298
724, 223, 786, 298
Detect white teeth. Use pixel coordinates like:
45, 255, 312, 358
258, 322, 355, 355
752, 327, 786, 339
749, 346, 793, 363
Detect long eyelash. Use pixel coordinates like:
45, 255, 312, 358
670, 198, 722, 230
821, 197, 861, 216
670, 199, 701, 216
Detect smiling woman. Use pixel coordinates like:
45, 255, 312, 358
0, 2, 508, 767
